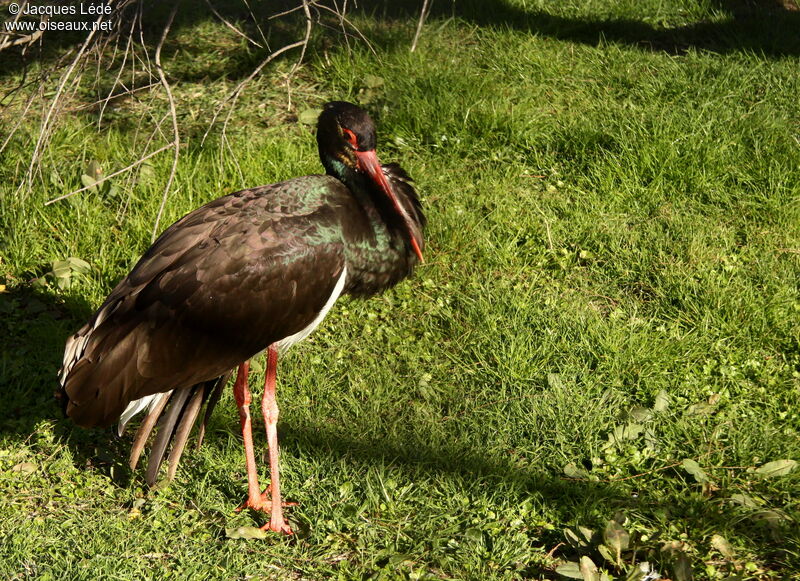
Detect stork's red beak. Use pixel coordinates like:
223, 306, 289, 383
355, 149, 424, 263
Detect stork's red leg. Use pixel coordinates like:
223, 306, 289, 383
260, 344, 294, 534
232, 361, 270, 512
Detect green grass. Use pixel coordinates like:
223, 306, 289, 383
1, 1, 799, 579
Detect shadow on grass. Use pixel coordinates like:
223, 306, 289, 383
429, 0, 800, 57
1, 282, 797, 573
1, 0, 798, 85
0, 283, 134, 477
0, 284, 86, 434
283, 424, 799, 567
187, 409, 800, 573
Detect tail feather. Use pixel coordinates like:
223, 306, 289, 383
129, 392, 172, 471
145, 387, 194, 486
126, 373, 230, 486
166, 386, 206, 481
119, 392, 168, 436
196, 371, 230, 450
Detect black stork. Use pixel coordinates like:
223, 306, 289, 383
58, 101, 425, 534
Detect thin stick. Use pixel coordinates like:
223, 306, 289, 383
410, 0, 432, 52
151, 3, 181, 242
315, 3, 376, 56
285, 0, 313, 110
204, 0, 263, 48
45, 142, 175, 205
0, 2, 43, 52
26, 12, 106, 185
241, 0, 269, 48
72, 82, 160, 112
1, 49, 81, 155
0, 25, 45, 51
268, 0, 312, 20
0, 84, 38, 155
546, 542, 565, 560
330, 0, 350, 51
200, 39, 307, 146
295, 0, 314, 74
97, 15, 138, 126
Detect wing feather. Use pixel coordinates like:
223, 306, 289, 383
61, 176, 350, 428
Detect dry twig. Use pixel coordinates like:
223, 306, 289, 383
44, 142, 175, 206
24, 12, 106, 188
204, 0, 264, 48
1, 0, 383, 228
151, 2, 181, 241
411, 0, 432, 52
199, 39, 308, 147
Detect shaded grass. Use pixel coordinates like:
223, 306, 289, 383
1, 0, 799, 578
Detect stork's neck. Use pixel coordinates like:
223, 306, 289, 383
322, 165, 423, 298
320, 152, 398, 237
321, 153, 360, 189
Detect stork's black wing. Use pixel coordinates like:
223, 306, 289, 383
61, 175, 349, 428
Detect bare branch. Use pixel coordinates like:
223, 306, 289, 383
151, 2, 181, 242
204, 0, 264, 48
25, 12, 106, 186
315, 3, 376, 55
0, 82, 39, 155
44, 142, 175, 206
411, 0, 432, 52
97, 15, 138, 126
0, 2, 43, 52
268, 0, 312, 20
72, 82, 160, 113
4, 0, 380, 219
0, 27, 45, 51
240, 0, 269, 48
200, 38, 307, 146
285, 0, 314, 109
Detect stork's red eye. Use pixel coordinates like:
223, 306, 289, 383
342, 128, 358, 148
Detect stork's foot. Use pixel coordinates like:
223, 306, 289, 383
235, 491, 272, 513
236, 490, 297, 534
260, 518, 294, 535
236, 491, 298, 513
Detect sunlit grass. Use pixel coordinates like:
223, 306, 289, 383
1, 1, 799, 579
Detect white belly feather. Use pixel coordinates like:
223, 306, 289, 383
277, 265, 347, 352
